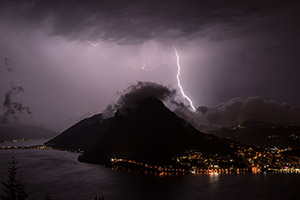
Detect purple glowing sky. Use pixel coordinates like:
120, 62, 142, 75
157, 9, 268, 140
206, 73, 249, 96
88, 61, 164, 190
0, 0, 300, 131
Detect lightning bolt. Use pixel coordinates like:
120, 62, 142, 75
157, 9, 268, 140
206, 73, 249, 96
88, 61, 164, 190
141, 52, 166, 71
141, 63, 146, 70
173, 46, 196, 111
87, 40, 100, 47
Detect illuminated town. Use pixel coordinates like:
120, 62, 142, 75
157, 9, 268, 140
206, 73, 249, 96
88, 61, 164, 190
109, 144, 300, 175
2, 135, 300, 175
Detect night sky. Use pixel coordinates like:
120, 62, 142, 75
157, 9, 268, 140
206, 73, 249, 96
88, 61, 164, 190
0, 0, 300, 131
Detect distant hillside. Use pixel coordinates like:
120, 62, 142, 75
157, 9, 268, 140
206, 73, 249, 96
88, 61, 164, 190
213, 120, 300, 148
45, 114, 111, 151
78, 98, 236, 165
0, 124, 57, 143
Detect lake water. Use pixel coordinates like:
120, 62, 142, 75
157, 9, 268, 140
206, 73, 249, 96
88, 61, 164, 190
0, 142, 300, 200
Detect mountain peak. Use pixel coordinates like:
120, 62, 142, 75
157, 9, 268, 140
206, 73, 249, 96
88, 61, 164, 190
79, 97, 233, 165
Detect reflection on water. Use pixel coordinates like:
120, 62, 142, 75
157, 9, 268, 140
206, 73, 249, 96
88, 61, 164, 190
0, 148, 300, 200
208, 172, 220, 191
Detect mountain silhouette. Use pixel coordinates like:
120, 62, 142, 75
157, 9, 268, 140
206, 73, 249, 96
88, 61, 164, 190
46, 114, 112, 151
213, 120, 300, 148
77, 97, 234, 165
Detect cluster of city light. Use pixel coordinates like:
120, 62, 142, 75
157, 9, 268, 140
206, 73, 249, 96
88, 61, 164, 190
111, 158, 186, 175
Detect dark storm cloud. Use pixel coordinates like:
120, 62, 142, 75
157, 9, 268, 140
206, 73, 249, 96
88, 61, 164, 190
0, 0, 296, 43
1, 85, 32, 124
116, 81, 176, 106
0, 0, 299, 130
102, 81, 176, 118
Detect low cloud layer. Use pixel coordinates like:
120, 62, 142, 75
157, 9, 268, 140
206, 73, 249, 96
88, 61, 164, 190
116, 81, 176, 107
194, 97, 300, 129
103, 81, 176, 118
103, 82, 300, 130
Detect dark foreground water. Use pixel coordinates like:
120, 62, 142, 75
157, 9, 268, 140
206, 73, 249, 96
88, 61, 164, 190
1, 148, 300, 200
